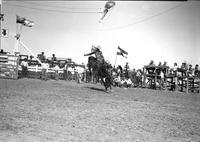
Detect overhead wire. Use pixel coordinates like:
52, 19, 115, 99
100, 3, 186, 31
20, 1, 101, 10
3, 2, 102, 14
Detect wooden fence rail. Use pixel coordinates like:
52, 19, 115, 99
0, 53, 19, 79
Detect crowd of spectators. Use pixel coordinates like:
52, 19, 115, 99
1, 49, 200, 89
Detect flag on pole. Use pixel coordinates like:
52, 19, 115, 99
117, 51, 127, 58
117, 46, 128, 58
16, 15, 34, 27
118, 46, 128, 55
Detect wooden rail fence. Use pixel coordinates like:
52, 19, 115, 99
0, 53, 20, 79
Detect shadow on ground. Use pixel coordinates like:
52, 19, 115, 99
85, 86, 106, 93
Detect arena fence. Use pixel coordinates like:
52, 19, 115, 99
0, 53, 19, 79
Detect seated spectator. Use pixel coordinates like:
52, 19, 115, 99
29, 55, 33, 60
51, 54, 57, 61
149, 60, 155, 66
0, 49, 6, 54
188, 64, 194, 77
156, 61, 162, 75
113, 75, 121, 87
125, 77, 133, 88
180, 61, 188, 76
163, 61, 167, 66
147, 60, 155, 74
158, 61, 162, 66
181, 61, 188, 70
37, 52, 46, 63
171, 62, 178, 75
162, 61, 168, 75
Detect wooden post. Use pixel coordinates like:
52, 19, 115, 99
186, 76, 189, 94
114, 53, 117, 67
15, 55, 19, 79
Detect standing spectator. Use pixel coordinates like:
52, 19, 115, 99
124, 62, 130, 78
171, 62, 179, 89
54, 64, 60, 81
41, 60, 49, 81
75, 66, 84, 84
21, 58, 28, 78
64, 63, 69, 80
194, 64, 199, 77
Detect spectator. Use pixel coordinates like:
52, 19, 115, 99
54, 64, 60, 81
75, 66, 84, 84
158, 61, 162, 66
163, 61, 167, 66
180, 61, 188, 76
124, 62, 130, 78
125, 77, 133, 88
194, 64, 199, 77
171, 62, 178, 75
51, 54, 57, 61
0, 49, 6, 54
21, 58, 28, 78
181, 61, 188, 70
37, 52, 46, 63
41, 59, 49, 81
30, 55, 33, 60
188, 64, 194, 76
149, 60, 155, 66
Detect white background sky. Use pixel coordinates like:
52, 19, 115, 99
1, 1, 200, 69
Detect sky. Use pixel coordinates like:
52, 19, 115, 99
1, 1, 200, 69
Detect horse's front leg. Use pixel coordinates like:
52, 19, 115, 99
101, 78, 108, 92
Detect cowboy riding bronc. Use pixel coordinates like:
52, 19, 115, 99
84, 45, 113, 92
84, 45, 104, 63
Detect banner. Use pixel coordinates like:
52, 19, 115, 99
117, 51, 127, 58
16, 15, 34, 27
118, 46, 128, 55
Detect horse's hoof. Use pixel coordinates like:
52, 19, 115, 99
105, 89, 113, 93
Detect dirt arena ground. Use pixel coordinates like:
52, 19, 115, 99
0, 78, 200, 142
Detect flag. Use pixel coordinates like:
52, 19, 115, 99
117, 51, 127, 58
16, 15, 25, 24
118, 46, 128, 55
16, 15, 34, 27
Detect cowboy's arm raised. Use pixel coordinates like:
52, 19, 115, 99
84, 51, 95, 56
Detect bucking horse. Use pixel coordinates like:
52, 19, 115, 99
84, 46, 113, 92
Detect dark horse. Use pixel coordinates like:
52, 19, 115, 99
87, 56, 113, 92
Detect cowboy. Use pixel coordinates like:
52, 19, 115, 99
84, 45, 105, 63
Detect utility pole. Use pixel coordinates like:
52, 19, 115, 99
0, 0, 2, 51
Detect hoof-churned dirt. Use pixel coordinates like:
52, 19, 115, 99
0, 78, 200, 142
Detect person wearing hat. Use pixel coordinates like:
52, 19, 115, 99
84, 45, 105, 63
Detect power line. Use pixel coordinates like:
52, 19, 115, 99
21, 1, 101, 10
100, 3, 185, 31
3, 2, 101, 14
